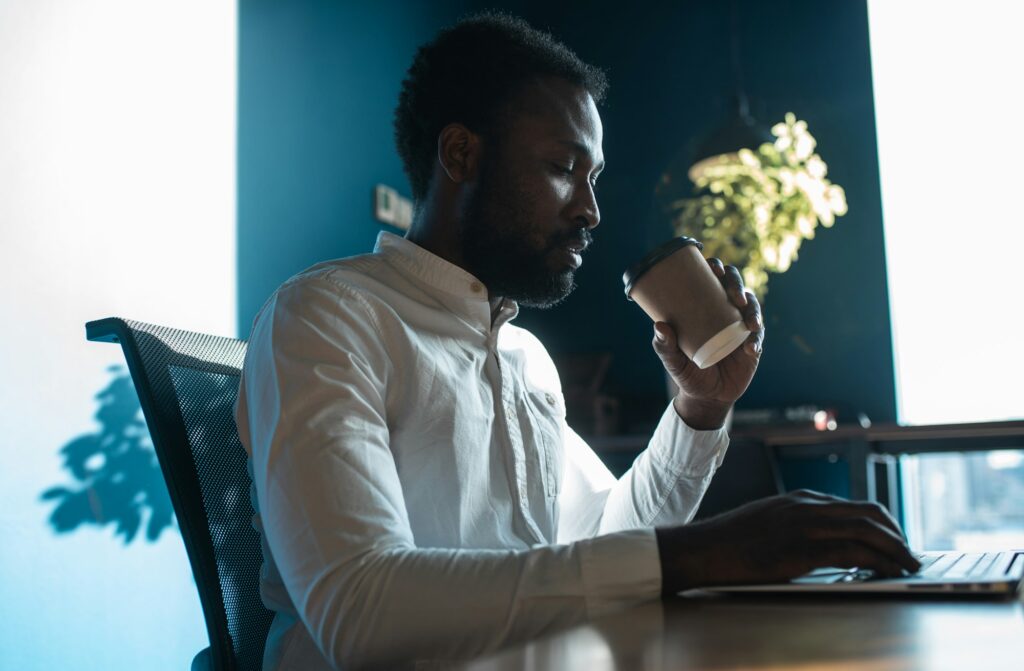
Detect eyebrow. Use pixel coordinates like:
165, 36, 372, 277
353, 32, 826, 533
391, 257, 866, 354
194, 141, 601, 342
556, 139, 605, 172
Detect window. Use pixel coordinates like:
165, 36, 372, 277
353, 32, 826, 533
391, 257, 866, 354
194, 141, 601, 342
868, 1, 1024, 549
868, 0, 1024, 426
901, 450, 1024, 551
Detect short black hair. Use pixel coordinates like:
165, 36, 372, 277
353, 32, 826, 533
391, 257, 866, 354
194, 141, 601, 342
394, 11, 609, 204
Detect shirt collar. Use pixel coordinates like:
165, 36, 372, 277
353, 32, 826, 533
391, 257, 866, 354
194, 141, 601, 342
374, 231, 519, 328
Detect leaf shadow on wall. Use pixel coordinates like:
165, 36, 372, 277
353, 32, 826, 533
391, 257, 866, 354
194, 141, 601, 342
41, 366, 175, 543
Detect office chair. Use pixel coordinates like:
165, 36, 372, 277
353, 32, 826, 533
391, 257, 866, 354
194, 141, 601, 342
693, 436, 786, 520
86, 318, 273, 671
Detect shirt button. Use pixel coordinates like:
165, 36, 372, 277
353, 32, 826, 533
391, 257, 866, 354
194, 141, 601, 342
545, 393, 556, 405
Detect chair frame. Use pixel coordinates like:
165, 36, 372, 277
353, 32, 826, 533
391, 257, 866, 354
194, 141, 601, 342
86, 317, 262, 671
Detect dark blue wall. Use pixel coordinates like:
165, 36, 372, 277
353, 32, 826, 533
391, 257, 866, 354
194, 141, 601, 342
238, 0, 473, 334
238, 0, 897, 428
499, 0, 897, 427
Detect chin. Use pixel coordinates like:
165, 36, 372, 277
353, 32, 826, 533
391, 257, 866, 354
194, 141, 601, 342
517, 272, 576, 309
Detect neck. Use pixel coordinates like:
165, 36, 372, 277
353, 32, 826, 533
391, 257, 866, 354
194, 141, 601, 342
407, 187, 502, 306
405, 197, 466, 271
407, 201, 503, 307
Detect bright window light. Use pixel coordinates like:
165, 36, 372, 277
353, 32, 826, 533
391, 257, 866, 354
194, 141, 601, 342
868, 1, 1024, 425
0, 2, 236, 668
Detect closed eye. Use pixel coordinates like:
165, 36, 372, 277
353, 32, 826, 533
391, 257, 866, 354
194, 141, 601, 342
552, 163, 600, 192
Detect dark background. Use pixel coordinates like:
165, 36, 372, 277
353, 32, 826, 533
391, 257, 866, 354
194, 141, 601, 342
238, 0, 897, 440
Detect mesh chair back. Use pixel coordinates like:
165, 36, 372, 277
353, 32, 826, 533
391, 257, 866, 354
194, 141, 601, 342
86, 317, 272, 671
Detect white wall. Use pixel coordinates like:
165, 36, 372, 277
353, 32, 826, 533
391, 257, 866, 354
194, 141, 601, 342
0, 2, 236, 668
868, 1, 1024, 424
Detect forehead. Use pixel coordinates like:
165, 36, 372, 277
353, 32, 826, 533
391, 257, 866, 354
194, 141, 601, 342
499, 77, 604, 162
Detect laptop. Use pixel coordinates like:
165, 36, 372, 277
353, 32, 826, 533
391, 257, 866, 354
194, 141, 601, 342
706, 550, 1024, 595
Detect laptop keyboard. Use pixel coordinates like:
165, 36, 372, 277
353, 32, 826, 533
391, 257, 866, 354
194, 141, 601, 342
913, 552, 1010, 580
791, 551, 1019, 585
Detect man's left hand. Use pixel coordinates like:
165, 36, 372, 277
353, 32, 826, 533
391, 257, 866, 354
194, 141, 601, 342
651, 258, 764, 430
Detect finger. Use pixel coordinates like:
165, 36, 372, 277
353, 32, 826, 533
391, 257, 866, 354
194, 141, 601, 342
721, 265, 748, 309
805, 500, 903, 539
743, 335, 761, 358
740, 303, 763, 356
809, 500, 905, 540
852, 500, 907, 540
742, 290, 764, 345
806, 503, 919, 572
819, 540, 911, 578
789, 489, 841, 501
743, 319, 763, 356
652, 322, 693, 376
707, 257, 726, 278
813, 517, 920, 573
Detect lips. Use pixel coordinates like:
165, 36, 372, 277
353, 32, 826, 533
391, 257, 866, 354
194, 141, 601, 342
564, 240, 588, 254
559, 241, 586, 269
561, 233, 593, 270
563, 248, 582, 269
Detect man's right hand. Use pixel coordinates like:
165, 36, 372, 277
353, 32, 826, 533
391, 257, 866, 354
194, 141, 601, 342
655, 490, 922, 594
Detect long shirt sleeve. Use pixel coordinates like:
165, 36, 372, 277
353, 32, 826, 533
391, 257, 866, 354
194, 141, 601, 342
557, 407, 729, 543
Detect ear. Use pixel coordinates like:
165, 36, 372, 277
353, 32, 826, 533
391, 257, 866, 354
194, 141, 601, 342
436, 123, 481, 184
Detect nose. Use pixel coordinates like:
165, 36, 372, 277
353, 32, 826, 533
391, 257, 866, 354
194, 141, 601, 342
571, 183, 600, 230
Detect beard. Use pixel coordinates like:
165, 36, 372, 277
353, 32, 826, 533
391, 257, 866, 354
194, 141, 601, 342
460, 154, 591, 309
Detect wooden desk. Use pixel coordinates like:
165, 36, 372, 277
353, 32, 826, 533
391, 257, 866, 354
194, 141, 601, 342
462, 592, 1024, 670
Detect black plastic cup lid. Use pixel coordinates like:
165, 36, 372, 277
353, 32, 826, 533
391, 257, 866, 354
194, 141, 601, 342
623, 236, 704, 299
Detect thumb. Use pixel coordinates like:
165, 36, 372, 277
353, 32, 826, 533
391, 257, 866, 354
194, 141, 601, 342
653, 320, 674, 344
652, 321, 693, 373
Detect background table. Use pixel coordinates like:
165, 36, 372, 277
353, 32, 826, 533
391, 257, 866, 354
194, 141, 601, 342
462, 592, 1024, 670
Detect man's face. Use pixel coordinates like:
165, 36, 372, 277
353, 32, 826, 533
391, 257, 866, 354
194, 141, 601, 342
460, 77, 604, 308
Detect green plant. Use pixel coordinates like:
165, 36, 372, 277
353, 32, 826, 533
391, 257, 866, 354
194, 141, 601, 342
669, 113, 848, 300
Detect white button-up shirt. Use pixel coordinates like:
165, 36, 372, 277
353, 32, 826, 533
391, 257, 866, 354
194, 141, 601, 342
235, 232, 730, 670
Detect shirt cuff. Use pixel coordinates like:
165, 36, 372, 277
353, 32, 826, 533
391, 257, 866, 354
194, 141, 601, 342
578, 527, 662, 618
649, 402, 730, 478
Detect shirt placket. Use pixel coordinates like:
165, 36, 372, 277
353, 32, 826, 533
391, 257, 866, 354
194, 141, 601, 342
488, 317, 545, 546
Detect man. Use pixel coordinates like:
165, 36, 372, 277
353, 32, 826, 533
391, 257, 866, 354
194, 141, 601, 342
236, 12, 919, 670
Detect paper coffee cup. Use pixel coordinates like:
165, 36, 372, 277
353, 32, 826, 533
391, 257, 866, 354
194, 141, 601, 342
623, 237, 750, 369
